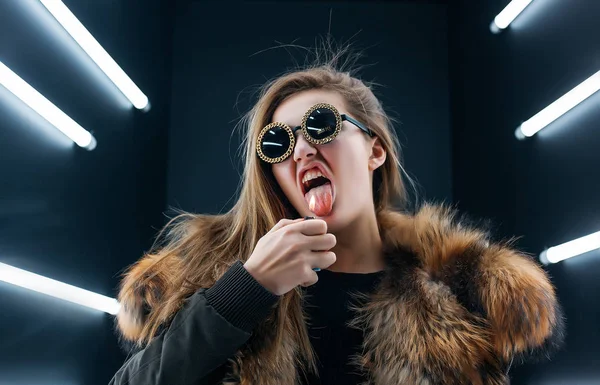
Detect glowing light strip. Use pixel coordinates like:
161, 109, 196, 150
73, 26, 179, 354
516, 69, 600, 139
0, 61, 96, 150
40, 0, 149, 110
491, 0, 533, 32
540, 230, 600, 265
0, 262, 120, 315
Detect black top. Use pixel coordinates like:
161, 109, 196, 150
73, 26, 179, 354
300, 268, 386, 385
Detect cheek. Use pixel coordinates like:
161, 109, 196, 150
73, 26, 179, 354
328, 141, 371, 196
272, 162, 296, 197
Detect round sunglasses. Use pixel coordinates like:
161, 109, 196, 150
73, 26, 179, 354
256, 103, 374, 164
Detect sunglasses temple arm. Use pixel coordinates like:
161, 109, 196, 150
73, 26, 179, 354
341, 114, 374, 137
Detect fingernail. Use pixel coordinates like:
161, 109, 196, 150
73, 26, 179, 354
304, 216, 315, 220
313, 268, 321, 272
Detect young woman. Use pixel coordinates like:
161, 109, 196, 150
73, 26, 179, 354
109, 59, 563, 385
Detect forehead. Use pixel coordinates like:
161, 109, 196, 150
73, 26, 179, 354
271, 89, 348, 126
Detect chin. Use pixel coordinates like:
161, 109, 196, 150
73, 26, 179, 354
322, 217, 342, 234
312, 206, 347, 233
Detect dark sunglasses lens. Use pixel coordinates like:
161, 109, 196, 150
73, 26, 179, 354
306, 107, 337, 141
260, 125, 292, 160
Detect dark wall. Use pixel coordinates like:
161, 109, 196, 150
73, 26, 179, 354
12, 0, 591, 384
0, 0, 173, 384
449, 0, 600, 383
167, 0, 451, 214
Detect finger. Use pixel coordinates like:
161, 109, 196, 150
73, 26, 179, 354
300, 270, 319, 287
308, 251, 336, 270
287, 218, 328, 236
268, 217, 306, 234
302, 233, 336, 251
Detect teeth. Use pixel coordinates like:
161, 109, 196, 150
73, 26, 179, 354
302, 169, 325, 184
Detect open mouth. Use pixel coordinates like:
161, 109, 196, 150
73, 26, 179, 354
302, 173, 331, 194
301, 168, 334, 216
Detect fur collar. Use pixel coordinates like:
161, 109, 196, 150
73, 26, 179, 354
228, 204, 563, 385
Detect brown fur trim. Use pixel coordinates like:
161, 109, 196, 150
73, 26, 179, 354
377, 205, 490, 274
116, 253, 178, 343
376, 204, 562, 366
478, 245, 561, 362
344, 205, 506, 384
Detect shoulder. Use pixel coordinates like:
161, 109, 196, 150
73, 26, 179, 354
378, 203, 564, 362
115, 212, 232, 345
378, 203, 492, 271
378, 203, 545, 292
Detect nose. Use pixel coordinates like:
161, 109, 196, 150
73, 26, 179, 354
293, 133, 317, 163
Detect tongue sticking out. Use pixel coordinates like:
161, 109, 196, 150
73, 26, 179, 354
305, 183, 333, 217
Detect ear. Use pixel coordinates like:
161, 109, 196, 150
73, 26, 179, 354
368, 137, 386, 171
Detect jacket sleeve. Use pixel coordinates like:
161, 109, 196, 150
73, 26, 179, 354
473, 244, 565, 364
109, 260, 280, 385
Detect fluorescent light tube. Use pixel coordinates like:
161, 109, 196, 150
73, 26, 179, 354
540, 230, 600, 265
516, 69, 600, 139
490, 0, 533, 33
0, 61, 96, 150
39, 0, 149, 110
0, 262, 120, 315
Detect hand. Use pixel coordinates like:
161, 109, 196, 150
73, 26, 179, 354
243, 218, 336, 296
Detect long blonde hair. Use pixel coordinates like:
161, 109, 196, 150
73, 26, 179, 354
116, 48, 408, 376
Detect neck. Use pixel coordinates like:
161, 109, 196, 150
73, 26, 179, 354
327, 210, 385, 273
